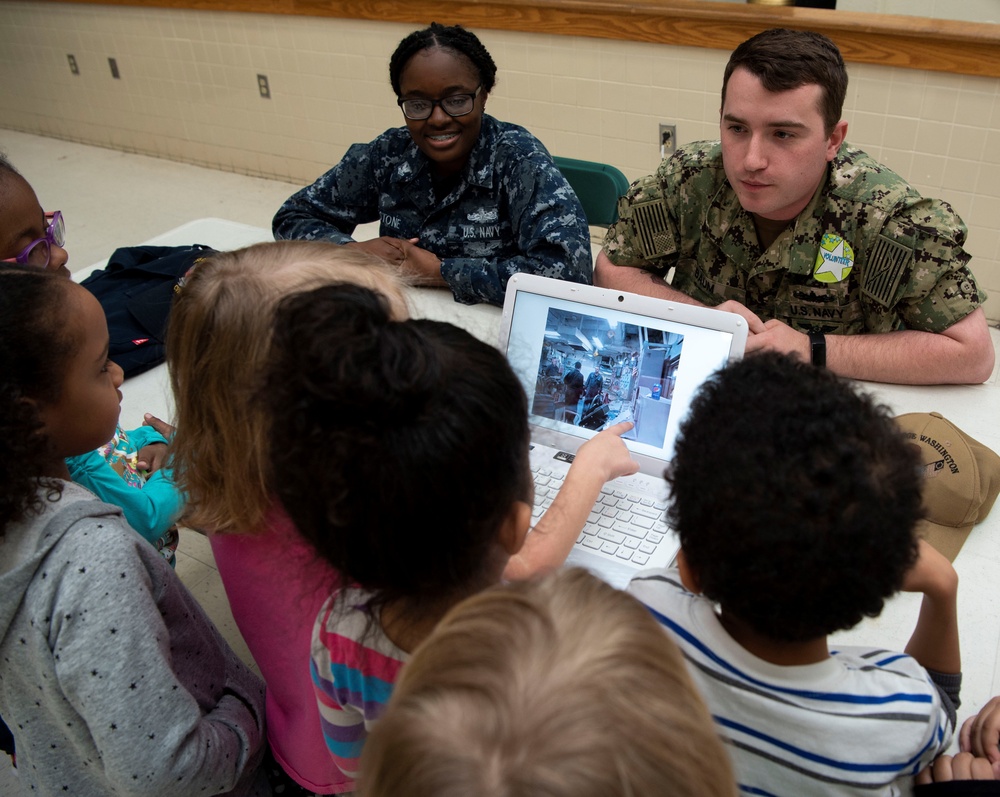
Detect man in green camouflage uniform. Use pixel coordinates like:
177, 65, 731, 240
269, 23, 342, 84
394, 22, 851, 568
596, 29, 994, 385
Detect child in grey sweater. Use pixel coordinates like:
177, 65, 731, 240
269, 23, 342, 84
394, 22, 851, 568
0, 268, 269, 795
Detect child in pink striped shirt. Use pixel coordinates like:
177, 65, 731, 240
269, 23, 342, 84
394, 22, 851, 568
262, 283, 638, 779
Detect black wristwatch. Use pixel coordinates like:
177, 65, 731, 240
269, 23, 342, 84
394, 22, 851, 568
808, 332, 826, 368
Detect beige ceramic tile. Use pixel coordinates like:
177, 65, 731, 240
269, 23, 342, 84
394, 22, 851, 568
983, 130, 1000, 166
885, 80, 926, 120
921, 85, 960, 125
847, 111, 887, 151
954, 90, 994, 129
174, 550, 217, 595
910, 154, 948, 191
970, 227, 1000, 262
967, 194, 1000, 234
987, 95, 1000, 136
854, 79, 892, 114
948, 125, 988, 164
914, 121, 953, 160
184, 569, 259, 672
881, 116, 918, 152
944, 159, 987, 194
178, 528, 216, 568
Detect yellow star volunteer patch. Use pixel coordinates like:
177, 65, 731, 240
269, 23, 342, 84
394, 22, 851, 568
813, 233, 855, 283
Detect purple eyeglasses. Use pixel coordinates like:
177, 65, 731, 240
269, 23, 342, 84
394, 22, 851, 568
3, 211, 66, 269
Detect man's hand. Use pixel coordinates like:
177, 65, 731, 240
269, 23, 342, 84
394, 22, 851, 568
745, 319, 811, 361
714, 300, 767, 335
713, 302, 814, 362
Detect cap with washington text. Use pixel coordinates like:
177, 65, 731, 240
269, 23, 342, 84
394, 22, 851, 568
895, 412, 1000, 562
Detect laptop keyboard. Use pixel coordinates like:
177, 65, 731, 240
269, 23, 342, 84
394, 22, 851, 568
531, 465, 672, 567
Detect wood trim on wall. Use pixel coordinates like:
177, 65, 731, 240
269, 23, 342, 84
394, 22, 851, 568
40, 0, 1000, 79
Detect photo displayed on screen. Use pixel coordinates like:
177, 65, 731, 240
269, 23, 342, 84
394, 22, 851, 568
531, 309, 684, 448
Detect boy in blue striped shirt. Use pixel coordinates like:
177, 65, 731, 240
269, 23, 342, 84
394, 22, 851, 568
629, 352, 960, 796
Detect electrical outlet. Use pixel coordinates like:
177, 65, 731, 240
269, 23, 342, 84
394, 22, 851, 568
108, 57, 120, 79
257, 74, 271, 99
67, 54, 79, 75
659, 123, 676, 159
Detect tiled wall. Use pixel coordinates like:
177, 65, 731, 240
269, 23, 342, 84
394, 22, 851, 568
838, 0, 1000, 24
718, 0, 1000, 22
1, 2, 998, 317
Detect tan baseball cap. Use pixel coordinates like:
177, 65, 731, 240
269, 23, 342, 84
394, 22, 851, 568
895, 412, 1000, 562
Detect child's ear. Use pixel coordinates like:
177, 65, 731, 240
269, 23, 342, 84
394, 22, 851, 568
497, 501, 532, 556
676, 549, 703, 594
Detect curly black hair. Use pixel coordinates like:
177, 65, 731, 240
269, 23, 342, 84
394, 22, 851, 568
263, 283, 531, 623
668, 352, 921, 643
0, 268, 75, 534
389, 23, 497, 97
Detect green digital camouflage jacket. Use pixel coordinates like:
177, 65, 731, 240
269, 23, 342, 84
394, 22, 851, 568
603, 141, 984, 334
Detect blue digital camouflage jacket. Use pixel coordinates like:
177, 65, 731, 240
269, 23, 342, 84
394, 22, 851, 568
272, 115, 592, 306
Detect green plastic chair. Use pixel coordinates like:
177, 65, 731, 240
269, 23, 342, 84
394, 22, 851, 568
553, 156, 630, 227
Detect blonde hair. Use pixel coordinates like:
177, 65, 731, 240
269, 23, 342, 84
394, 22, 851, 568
359, 568, 737, 797
166, 240, 408, 533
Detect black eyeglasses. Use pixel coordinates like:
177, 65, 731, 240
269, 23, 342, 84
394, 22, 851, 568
397, 86, 482, 121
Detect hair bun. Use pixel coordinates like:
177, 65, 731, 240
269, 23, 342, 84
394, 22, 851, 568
269, 284, 440, 433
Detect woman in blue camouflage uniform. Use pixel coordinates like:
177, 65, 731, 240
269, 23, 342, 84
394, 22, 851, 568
272, 23, 592, 307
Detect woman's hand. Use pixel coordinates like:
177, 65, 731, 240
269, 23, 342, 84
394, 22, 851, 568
346, 238, 446, 287
398, 239, 446, 286
346, 237, 407, 265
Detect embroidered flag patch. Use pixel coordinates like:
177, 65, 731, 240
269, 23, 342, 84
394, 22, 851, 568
632, 197, 675, 259
862, 235, 910, 307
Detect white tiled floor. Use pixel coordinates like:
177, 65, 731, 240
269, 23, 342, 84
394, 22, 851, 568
2, 128, 1000, 791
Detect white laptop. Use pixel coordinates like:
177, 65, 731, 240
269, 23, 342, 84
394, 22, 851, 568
499, 274, 748, 588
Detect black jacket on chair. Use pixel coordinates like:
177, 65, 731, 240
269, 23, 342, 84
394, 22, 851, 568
80, 244, 215, 378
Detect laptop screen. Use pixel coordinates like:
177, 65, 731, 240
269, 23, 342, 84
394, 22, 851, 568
500, 275, 746, 469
